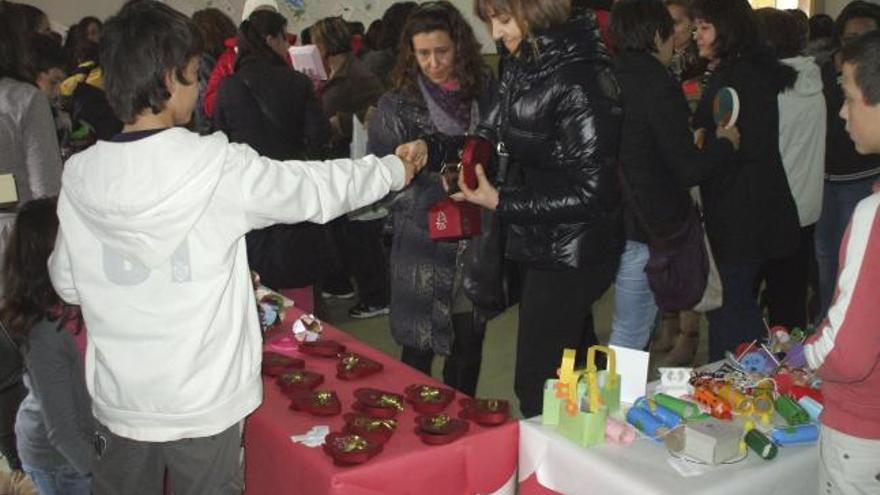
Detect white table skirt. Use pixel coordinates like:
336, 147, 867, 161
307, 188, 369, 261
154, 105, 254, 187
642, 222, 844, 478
519, 417, 818, 495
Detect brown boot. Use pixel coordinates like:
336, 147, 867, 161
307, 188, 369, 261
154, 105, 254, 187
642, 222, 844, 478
651, 313, 680, 352
660, 311, 701, 367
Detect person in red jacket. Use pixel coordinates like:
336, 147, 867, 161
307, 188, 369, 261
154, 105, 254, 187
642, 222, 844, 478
804, 30, 880, 495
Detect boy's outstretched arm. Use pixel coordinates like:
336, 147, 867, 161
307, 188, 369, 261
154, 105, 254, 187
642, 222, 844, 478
805, 193, 880, 383
47, 221, 81, 305
228, 143, 417, 231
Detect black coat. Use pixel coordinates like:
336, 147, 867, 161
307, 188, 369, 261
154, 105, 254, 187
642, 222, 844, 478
614, 51, 735, 242
214, 58, 330, 161
692, 51, 800, 264
214, 57, 338, 289
368, 81, 496, 353
428, 11, 623, 269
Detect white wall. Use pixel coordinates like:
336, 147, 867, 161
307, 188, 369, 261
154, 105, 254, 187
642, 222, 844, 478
31, 0, 496, 52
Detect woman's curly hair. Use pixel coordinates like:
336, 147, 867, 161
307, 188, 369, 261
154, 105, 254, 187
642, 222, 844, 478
391, 1, 486, 100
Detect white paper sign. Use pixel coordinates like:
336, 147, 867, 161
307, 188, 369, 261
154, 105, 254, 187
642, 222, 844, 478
289, 45, 327, 80
609, 345, 650, 404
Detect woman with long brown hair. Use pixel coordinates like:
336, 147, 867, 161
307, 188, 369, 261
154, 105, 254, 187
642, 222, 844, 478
369, 1, 496, 395
399, 0, 623, 416
0, 198, 93, 494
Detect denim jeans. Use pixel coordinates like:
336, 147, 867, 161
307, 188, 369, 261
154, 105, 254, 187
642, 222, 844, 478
22, 464, 91, 495
610, 241, 658, 350
815, 177, 876, 320
706, 262, 765, 362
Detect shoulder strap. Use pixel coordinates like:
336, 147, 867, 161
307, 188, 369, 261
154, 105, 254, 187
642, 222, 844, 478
238, 73, 289, 138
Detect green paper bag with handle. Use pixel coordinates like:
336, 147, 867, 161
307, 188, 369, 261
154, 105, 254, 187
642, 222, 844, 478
542, 348, 578, 426
558, 363, 608, 447
589, 345, 621, 414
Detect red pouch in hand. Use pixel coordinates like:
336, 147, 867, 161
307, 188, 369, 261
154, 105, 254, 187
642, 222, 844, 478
459, 136, 493, 191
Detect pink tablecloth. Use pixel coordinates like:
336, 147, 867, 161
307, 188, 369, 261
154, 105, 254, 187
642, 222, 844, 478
244, 308, 518, 495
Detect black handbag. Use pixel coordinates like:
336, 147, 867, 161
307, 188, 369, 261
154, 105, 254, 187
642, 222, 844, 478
462, 138, 520, 315
619, 169, 709, 312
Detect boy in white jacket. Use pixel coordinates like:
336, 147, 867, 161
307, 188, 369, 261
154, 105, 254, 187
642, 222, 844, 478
47, 1, 418, 493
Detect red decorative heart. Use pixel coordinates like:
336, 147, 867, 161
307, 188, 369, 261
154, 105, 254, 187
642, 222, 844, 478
336, 353, 384, 380
276, 370, 325, 396
261, 352, 305, 376
352, 388, 404, 418
289, 390, 341, 416
299, 340, 346, 358
323, 432, 383, 466
415, 413, 470, 445
405, 384, 455, 414
342, 413, 397, 445
458, 398, 510, 426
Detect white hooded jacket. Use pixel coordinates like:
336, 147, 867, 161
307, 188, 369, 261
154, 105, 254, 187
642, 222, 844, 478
779, 56, 826, 227
48, 128, 404, 441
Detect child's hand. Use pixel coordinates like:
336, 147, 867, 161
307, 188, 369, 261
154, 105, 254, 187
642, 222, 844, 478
451, 164, 498, 210
395, 140, 427, 171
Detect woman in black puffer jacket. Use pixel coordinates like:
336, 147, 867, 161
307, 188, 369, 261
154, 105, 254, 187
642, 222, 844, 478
404, 0, 623, 417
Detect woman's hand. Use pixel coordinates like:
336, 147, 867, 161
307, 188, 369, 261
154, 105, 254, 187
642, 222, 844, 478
716, 125, 741, 151
451, 164, 499, 211
395, 140, 428, 171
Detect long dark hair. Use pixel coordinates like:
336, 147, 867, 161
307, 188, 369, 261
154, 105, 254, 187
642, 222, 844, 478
236, 9, 287, 70
0, 1, 31, 81
392, 1, 486, 100
0, 198, 77, 343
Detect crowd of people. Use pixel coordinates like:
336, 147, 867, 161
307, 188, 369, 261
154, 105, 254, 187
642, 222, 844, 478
1, 0, 879, 494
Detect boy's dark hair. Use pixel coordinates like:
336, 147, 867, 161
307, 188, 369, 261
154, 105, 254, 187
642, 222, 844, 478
0, 1, 29, 80
77, 16, 102, 33
100, 0, 203, 123
691, 0, 758, 60
809, 13, 834, 41
192, 8, 237, 59
834, 1, 880, 43
30, 33, 69, 75
841, 29, 880, 105
312, 17, 352, 57
755, 8, 806, 59
236, 9, 287, 70
610, 0, 674, 54
347, 21, 365, 36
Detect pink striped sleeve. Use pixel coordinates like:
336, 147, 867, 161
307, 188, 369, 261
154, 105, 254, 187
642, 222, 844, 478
804, 193, 880, 383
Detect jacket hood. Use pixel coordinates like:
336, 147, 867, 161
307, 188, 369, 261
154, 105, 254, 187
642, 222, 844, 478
782, 56, 823, 96
503, 10, 611, 78
724, 47, 797, 94
60, 128, 229, 268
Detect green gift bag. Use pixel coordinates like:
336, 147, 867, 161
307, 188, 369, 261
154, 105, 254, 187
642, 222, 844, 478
558, 367, 608, 447
542, 349, 578, 427
589, 346, 621, 414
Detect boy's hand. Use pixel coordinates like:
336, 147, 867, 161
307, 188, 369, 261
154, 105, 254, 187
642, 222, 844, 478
451, 164, 498, 210
395, 140, 428, 171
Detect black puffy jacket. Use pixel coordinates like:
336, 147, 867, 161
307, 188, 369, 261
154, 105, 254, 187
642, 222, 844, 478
430, 11, 623, 270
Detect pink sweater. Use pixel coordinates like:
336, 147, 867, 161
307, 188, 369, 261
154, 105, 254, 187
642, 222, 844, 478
805, 188, 880, 439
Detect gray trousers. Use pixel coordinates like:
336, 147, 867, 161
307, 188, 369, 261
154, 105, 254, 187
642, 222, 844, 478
818, 425, 880, 495
93, 421, 244, 495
